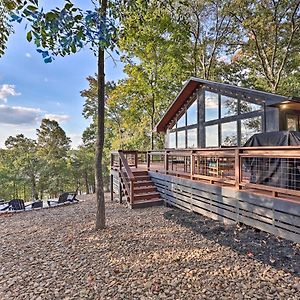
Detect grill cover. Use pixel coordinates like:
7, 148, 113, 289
243, 131, 300, 190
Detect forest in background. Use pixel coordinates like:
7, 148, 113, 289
1, 0, 300, 201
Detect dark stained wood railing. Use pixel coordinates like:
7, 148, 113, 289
111, 147, 300, 201
111, 150, 136, 204
146, 147, 300, 200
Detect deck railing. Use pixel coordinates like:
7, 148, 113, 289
146, 147, 300, 200
111, 147, 300, 201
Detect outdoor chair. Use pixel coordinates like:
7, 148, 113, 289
47, 188, 79, 207
0, 199, 30, 211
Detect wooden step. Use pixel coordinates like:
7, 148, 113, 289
134, 181, 154, 188
134, 175, 150, 181
134, 186, 157, 194
130, 198, 164, 209
132, 170, 148, 176
134, 192, 161, 201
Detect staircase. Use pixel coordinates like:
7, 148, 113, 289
119, 170, 163, 209
130, 170, 163, 209
112, 150, 164, 209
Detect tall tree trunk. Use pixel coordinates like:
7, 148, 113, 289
95, 0, 107, 230
84, 170, 89, 194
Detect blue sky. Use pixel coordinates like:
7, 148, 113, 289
0, 0, 125, 148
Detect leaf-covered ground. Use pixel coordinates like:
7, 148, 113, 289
0, 194, 299, 299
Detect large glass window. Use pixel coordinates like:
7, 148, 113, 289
221, 95, 237, 118
177, 130, 186, 148
168, 132, 176, 148
177, 113, 186, 128
240, 100, 262, 114
187, 101, 197, 126
205, 91, 219, 121
206, 125, 218, 147
241, 116, 262, 145
221, 121, 237, 146
187, 128, 197, 148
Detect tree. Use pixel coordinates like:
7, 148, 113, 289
12, 0, 116, 229
117, 0, 191, 149
230, 0, 300, 93
37, 119, 71, 197
5, 134, 39, 199
177, 0, 238, 79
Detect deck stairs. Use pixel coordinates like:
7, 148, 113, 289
120, 169, 163, 209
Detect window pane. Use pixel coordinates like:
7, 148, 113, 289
187, 128, 197, 148
241, 116, 262, 145
177, 113, 186, 128
205, 91, 219, 121
206, 125, 218, 147
168, 132, 176, 148
187, 101, 197, 125
221, 95, 237, 118
177, 131, 186, 148
221, 121, 237, 146
240, 100, 262, 114
286, 115, 299, 131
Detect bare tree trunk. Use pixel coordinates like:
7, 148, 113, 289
95, 0, 107, 230
84, 170, 89, 194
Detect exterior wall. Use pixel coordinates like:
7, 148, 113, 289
149, 171, 300, 243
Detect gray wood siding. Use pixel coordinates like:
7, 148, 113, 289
149, 172, 300, 243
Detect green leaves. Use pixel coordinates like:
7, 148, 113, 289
26, 30, 32, 42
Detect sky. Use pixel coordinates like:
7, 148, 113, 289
0, 0, 125, 148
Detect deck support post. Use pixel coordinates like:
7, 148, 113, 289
118, 182, 122, 203
165, 151, 168, 174
235, 148, 241, 190
110, 174, 114, 202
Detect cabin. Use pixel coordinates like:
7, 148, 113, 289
110, 77, 300, 243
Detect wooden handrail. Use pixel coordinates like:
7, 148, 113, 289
118, 151, 135, 180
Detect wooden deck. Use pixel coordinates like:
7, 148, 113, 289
110, 149, 300, 243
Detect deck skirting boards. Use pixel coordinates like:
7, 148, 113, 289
149, 171, 300, 244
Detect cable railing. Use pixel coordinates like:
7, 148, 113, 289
146, 147, 300, 200
111, 147, 300, 200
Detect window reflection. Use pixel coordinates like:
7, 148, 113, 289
177, 113, 186, 128
177, 131, 186, 148
168, 132, 176, 148
241, 117, 262, 145
240, 100, 262, 114
205, 91, 218, 121
221, 121, 237, 146
187, 128, 197, 148
187, 101, 197, 125
221, 95, 237, 118
206, 125, 218, 147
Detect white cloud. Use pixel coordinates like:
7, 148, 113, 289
0, 84, 21, 103
0, 126, 37, 148
68, 133, 82, 149
25, 52, 31, 58
0, 105, 41, 125
44, 113, 70, 123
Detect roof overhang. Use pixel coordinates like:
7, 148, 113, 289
155, 77, 291, 133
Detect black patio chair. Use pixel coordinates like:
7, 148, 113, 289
47, 188, 79, 207
0, 199, 31, 211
